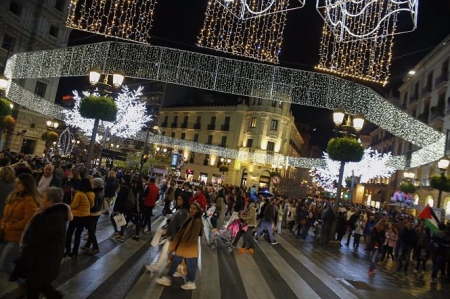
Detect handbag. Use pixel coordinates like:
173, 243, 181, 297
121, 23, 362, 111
113, 213, 126, 227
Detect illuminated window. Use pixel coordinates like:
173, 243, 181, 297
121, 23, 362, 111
250, 117, 257, 128
270, 120, 278, 131
267, 141, 275, 151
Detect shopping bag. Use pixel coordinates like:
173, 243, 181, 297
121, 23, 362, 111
113, 213, 126, 227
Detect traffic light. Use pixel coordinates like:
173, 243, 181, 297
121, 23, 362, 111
141, 154, 149, 164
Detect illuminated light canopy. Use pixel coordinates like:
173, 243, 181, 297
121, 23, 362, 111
67, 0, 157, 44
316, 0, 419, 42
316, 0, 418, 85
198, 0, 305, 63
3, 42, 444, 169
63, 86, 151, 139
312, 149, 397, 191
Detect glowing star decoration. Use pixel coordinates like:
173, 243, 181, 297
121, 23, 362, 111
63, 86, 151, 140
312, 149, 396, 191
57, 128, 75, 156
67, 0, 157, 44
4, 41, 445, 168
316, 0, 418, 42
198, 0, 304, 63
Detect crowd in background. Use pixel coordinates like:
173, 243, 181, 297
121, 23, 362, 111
0, 151, 450, 297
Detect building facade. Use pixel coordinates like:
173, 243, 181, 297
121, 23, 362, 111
1, 0, 71, 154
157, 96, 304, 191
394, 34, 450, 216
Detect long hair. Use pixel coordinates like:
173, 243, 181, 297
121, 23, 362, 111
6, 173, 41, 205
78, 178, 93, 193
0, 166, 15, 183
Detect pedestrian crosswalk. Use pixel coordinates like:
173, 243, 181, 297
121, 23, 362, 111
0, 212, 448, 299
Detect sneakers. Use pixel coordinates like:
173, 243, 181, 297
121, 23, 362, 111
145, 264, 159, 272
132, 235, 140, 241
271, 241, 279, 245
173, 272, 184, 278
246, 248, 254, 254
180, 281, 196, 290
115, 235, 125, 242
155, 276, 172, 287
238, 248, 246, 254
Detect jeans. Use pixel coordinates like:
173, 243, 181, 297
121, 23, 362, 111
121, 213, 141, 236
141, 206, 154, 232
397, 246, 413, 271
169, 255, 197, 282
242, 226, 255, 249
0, 241, 20, 275
353, 234, 362, 248
65, 217, 87, 255
256, 219, 275, 243
369, 248, 380, 271
346, 228, 354, 246
301, 222, 311, 240
432, 254, 445, 278
151, 228, 167, 247
380, 246, 395, 262
85, 215, 100, 250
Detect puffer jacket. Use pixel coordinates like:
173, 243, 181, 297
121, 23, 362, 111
70, 191, 93, 217
2, 195, 39, 242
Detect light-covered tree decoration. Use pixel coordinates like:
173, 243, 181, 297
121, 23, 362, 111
63, 86, 151, 139
311, 148, 396, 192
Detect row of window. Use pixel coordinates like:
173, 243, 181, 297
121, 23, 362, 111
160, 115, 279, 131
402, 58, 449, 105
250, 98, 284, 109
9, 0, 65, 17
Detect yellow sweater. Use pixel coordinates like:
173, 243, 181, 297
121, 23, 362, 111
70, 191, 93, 217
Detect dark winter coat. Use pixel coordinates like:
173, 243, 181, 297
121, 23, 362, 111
104, 177, 118, 198
112, 184, 131, 213
10, 204, 71, 287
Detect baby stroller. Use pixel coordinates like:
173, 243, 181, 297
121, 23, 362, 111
209, 218, 241, 253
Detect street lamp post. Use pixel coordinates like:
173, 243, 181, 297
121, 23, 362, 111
332, 109, 365, 216
85, 68, 124, 169
437, 157, 450, 209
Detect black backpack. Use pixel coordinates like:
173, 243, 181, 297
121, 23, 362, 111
124, 186, 136, 211
90, 191, 104, 213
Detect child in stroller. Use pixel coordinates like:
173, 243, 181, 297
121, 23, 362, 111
210, 218, 241, 252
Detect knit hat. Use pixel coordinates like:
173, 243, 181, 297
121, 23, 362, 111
191, 201, 203, 213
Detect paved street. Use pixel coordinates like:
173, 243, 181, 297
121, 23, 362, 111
0, 208, 448, 299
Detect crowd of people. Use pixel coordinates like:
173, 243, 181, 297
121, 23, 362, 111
1, 151, 450, 298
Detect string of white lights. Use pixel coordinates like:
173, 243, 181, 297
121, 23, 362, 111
67, 0, 158, 44
316, 0, 418, 42
213, 0, 305, 20
57, 128, 75, 156
3, 42, 444, 169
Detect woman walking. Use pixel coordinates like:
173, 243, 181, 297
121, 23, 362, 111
238, 197, 257, 254
103, 171, 118, 215
82, 178, 104, 255
146, 193, 190, 272
10, 187, 71, 299
368, 222, 386, 276
0, 173, 40, 276
155, 202, 204, 290
65, 178, 94, 258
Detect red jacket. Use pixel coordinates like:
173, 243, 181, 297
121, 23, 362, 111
144, 182, 159, 208
189, 192, 207, 212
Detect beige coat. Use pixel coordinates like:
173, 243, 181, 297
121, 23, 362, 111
170, 217, 203, 258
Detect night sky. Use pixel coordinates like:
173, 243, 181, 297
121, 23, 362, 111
59, 0, 450, 150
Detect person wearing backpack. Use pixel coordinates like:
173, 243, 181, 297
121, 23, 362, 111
110, 175, 132, 242
82, 177, 104, 255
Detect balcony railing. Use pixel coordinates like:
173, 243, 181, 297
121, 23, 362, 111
409, 94, 418, 104
421, 86, 432, 97
193, 123, 201, 129
221, 124, 230, 131
161, 122, 167, 127
435, 73, 449, 88
180, 123, 187, 128
207, 124, 215, 130
170, 123, 177, 128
